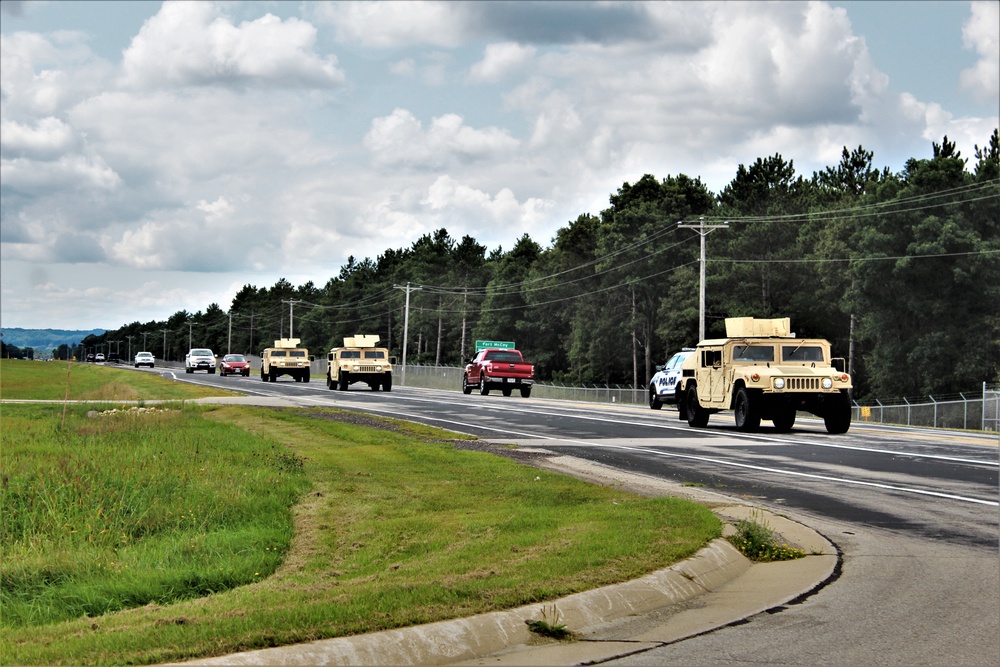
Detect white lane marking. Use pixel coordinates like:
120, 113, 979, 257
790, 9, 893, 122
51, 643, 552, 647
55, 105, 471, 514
175, 377, 998, 466
373, 393, 999, 467
324, 404, 998, 507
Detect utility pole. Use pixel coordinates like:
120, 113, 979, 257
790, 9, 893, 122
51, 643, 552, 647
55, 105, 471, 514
392, 282, 422, 386
160, 329, 170, 362
678, 217, 728, 342
281, 300, 302, 339
142, 331, 148, 352
228, 311, 232, 354
126, 335, 133, 361
187, 321, 194, 351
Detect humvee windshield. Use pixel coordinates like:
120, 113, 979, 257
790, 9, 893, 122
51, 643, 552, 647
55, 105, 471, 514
289, 350, 307, 357
270, 350, 286, 357
341, 351, 361, 359
782, 346, 825, 362
364, 351, 386, 359
732, 345, 774, 362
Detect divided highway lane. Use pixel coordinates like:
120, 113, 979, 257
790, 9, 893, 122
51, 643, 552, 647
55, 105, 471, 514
170, 373, 999, 665
173, 371, 998, 540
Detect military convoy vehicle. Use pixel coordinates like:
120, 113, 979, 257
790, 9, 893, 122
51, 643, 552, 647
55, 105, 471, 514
676, 317, 852, 434
326, 335, 393, 391
260, 338, 311, 383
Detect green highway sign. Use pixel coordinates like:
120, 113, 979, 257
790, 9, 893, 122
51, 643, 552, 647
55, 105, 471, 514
475, 340, 515, 352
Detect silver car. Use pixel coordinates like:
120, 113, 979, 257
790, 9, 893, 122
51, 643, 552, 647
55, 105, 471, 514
185, 348, 216, 374
649, 348, 695, 409
134, 352, 155, 368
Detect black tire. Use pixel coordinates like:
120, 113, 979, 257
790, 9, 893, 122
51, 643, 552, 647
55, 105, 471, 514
520, 386, 531, 398
261, 368, 268, 382
502, 387, 512, 397
479, 375, 490, 396
369, 381, 379, 391
824, 391, 852, 434
462, 374, 473, 395
269, 370, 277, 383
186, 368, 193, 374
649, 386, 663, 410
327, 374, 335, 390
338, 373, 349, 391
382, 374, 392, 392
734, 387, 761, 432
303, 369, 310, 383
209, 367, 215, 374
686, 385, 710, 428
772, 406, 796, 432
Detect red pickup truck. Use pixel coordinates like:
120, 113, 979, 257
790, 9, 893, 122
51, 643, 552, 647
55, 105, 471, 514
462, 348, 534, 397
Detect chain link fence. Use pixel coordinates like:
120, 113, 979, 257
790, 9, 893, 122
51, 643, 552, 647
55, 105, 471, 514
851, 383, 1000, 431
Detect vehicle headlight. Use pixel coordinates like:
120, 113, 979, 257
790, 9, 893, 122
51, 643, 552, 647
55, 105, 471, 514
375, 365, 382, 372
353, 365, 360, 372
773, 378, 785, 389
822, 378, 834, 389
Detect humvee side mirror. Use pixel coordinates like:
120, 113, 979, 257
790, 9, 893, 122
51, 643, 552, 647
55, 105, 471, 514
831, 357, 846, 373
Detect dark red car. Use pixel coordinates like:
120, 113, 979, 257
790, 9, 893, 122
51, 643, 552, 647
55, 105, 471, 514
219, 354, 251, 377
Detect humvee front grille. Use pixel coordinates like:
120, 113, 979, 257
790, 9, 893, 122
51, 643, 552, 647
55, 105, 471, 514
358, 365, 383, 373
785, 377, 819, 390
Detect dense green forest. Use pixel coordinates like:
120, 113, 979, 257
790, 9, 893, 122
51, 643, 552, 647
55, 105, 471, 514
73, 131, 1000, 400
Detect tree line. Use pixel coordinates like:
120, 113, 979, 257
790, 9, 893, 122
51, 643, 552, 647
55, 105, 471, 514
78, 131, 1000, 400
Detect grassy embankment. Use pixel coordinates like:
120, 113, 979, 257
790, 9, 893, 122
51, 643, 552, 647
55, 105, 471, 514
0, 359, 722, 665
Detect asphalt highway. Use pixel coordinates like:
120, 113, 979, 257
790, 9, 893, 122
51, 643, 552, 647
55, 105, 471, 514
165, 369, 999, 665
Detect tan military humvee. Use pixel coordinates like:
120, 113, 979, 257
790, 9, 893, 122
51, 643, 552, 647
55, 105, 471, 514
326, 335, 393, 392
260, 338, 311, 383
676, 317, 852, 434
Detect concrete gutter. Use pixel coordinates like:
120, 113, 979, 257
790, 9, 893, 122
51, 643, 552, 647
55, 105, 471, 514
178, 507, 836, 667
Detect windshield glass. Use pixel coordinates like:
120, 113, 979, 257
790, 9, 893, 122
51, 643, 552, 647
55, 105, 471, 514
731, 345, 774, 362
341, 351, 361, 358
364, 351, 386, 359
224, 355, 245, 362
484, 351, 521, 362
270, 351, 286, 357
782, 345, 825, 362
191, 349, 212, 356
289, 350, 306, 357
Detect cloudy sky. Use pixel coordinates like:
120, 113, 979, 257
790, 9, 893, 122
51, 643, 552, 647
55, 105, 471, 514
1, 0, 997, 331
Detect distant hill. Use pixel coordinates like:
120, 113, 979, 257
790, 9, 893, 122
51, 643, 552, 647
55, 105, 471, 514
1, 327, 106, 352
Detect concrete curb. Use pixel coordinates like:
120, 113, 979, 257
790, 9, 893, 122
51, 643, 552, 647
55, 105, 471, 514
179, 508, 836, 667
179, 539, 748, 666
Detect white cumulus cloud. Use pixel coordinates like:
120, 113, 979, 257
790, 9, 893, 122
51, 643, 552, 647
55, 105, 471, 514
364, 108, 519, 169
960, 1, 1000, 103
469, 42, 536, 83
121, 1, 345, 89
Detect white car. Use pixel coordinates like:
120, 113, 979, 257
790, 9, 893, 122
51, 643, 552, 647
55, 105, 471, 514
649, 348, 695, 410
185, 348, 216, 374
95, 353, 106, 362
134, 352, 155, 368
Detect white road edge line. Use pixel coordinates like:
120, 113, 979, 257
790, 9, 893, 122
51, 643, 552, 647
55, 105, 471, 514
318, 403, 998, 508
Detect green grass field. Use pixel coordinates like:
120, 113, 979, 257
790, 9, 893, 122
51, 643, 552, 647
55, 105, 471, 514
0, 360, 722, 665
0, 358, 235, 401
